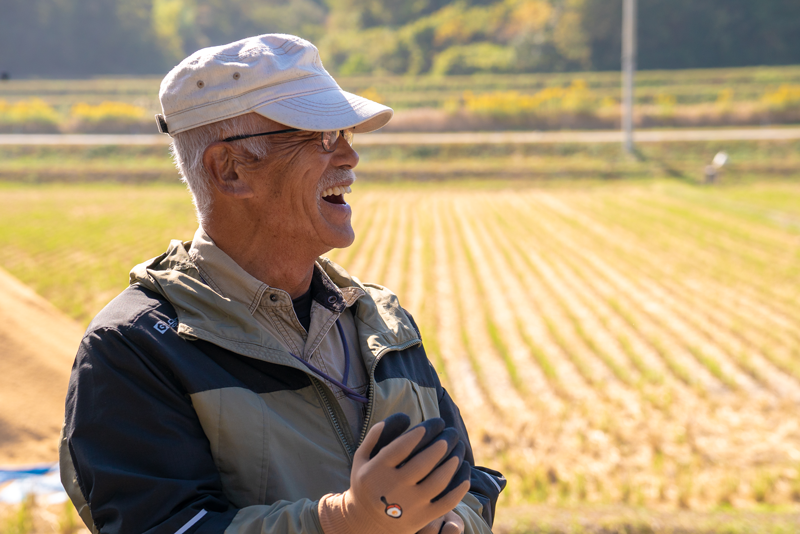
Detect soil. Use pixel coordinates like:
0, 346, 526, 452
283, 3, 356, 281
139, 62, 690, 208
0, 267, 83, 466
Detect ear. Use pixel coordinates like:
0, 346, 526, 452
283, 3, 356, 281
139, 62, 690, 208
202, 142, 258, 198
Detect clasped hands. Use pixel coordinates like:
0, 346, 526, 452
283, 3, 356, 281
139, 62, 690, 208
318, 413, 472, 534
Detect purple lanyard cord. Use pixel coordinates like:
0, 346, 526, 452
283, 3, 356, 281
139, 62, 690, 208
289, 320, 369, 404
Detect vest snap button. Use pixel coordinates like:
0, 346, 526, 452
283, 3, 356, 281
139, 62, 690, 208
327, 296, 337, 304
270, 294, 279, 302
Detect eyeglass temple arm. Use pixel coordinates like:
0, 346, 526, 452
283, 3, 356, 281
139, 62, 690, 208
222, 128, 301, 143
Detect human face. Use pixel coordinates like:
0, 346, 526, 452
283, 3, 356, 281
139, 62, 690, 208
238, 120, 360, 255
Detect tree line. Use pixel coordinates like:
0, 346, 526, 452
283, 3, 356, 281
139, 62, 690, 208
1, 0, 799, 78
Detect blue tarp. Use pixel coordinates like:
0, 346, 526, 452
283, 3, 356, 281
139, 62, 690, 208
0, 463, 68, 504
0, 465, 52, 484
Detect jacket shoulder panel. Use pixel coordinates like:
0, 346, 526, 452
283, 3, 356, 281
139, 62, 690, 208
84, 283, 178, 337
373, 309, 437, 389
374, 342, 439, 389
82, 285, 311, 396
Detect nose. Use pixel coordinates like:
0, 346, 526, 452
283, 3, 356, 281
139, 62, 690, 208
329, 134, 359, 169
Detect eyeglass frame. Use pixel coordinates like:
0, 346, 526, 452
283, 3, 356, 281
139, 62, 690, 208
222, 128, 354, 153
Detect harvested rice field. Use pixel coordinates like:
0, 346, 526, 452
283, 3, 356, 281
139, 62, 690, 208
1, 178, 800, 531
325, 180, 800, 510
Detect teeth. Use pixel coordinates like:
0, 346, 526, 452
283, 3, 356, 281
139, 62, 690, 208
322, 185, 352, 197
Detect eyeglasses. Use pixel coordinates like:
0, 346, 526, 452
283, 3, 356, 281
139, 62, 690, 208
222, 128, 354, 153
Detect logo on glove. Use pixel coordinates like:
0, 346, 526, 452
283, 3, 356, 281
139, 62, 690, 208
380, 496, 402, 518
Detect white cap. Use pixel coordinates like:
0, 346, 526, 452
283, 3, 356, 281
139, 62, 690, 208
156, 34, 393, 136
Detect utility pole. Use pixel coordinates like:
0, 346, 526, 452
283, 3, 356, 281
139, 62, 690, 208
622, 0, 637, 154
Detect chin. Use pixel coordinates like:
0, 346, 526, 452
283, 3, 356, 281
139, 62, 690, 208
329, 228, 355, 250
316, 224, 355, 254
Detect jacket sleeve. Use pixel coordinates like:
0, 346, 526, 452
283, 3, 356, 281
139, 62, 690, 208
402, 310, 507, 532
61, 327, 324, 534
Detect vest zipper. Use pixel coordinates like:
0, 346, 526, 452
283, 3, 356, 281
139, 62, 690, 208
311, 377, 354, 458
311, 338, 422, 460
357, 339, 422, 446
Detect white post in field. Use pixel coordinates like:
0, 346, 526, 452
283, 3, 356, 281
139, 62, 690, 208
622, 0, 637, 154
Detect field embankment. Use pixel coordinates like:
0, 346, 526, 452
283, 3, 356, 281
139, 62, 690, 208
0, 266, 82, 465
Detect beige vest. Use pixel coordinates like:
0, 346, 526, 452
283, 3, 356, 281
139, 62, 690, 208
188, 227, 368, 440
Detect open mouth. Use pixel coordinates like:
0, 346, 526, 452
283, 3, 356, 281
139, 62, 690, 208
321, 185, 351, 205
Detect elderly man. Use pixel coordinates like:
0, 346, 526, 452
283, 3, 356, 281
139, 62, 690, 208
60, 34, 505, 534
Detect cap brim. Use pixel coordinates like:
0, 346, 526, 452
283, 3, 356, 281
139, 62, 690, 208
252, 88, 393, 134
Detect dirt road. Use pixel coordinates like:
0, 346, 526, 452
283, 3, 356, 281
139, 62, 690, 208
0, 267, 83, 466
1, 127, 799, 146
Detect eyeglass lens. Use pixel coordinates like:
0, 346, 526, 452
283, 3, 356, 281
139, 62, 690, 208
321, 130, 354, 152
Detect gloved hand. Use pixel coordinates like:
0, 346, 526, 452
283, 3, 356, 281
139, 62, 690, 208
318, 414, 471, 534
416, 511, 465, 534
369, 414, 470, 503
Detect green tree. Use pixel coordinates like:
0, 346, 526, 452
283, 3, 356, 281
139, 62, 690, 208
583, 0, 800, 70
152, 0, 198, 64
0, 0, 167, 77
2, 0, 800, 78
184, 0, 327, 53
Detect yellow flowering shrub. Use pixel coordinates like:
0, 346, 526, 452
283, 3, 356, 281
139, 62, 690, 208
0, 99, 60, 125
600, 96, 617, 109
715, 88, 734, 113
654, 93, 676, 117
463, 79, 599, 118
559, 80, 595, 113
761, 84, 800, 111
357, 88, 383, 105
716, 88, 734, 106
70, 101, 147, 123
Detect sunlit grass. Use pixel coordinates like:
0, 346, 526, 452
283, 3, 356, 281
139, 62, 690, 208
1, 177, 800, 515
0, 182, 196, 323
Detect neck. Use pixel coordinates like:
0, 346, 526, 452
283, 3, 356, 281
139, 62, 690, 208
203, 219, 322, 300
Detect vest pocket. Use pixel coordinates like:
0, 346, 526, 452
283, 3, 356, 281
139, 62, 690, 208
369, 378, 439, 429
410, 380, 440, 421
190, 387, 269, 507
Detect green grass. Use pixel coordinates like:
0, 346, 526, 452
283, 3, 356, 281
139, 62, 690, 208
0, 182, 196, 323
3, 139, 800, 185
1, 497, 34, 534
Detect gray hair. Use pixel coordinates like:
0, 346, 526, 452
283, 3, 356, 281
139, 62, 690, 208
170, 113, 271, 224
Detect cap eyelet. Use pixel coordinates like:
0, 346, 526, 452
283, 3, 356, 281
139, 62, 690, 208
232, 72, 241, 80
196, 80, 205, 88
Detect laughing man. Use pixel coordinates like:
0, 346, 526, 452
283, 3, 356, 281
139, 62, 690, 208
60, 34, 505, 534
